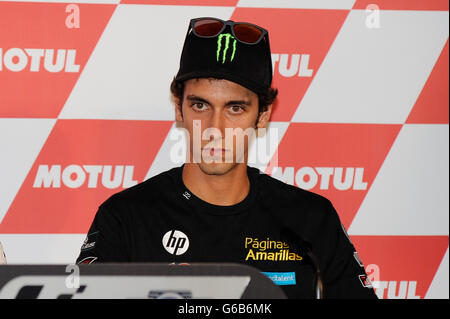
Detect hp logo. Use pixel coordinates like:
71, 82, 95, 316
162, 230, 189, 255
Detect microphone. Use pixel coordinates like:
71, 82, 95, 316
280, 227, 323, 299
0, 241, 6, 264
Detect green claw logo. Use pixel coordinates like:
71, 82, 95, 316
216, 33, 237, 64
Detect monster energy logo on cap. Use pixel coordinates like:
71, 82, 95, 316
216, 33, 237, 64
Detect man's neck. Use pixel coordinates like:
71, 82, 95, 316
182, 163, 250, 206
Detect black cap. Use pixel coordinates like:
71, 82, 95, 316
174, 18, 273, 95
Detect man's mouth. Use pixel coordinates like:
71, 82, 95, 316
202, 147, 230, 156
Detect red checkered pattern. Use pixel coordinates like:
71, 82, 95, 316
0, 0, 448, 298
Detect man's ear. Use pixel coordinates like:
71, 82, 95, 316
256, 104, 273, 129
174, 98, 184, 122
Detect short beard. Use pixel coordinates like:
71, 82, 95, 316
197, 161, 240, 176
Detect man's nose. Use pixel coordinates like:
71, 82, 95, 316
207, 108, 226, 137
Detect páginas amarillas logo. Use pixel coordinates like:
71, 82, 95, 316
244, 237, 302, 262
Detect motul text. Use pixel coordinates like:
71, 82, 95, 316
271, 166, 368, 190
0, 48, 80, 72
33, 165, 138, 189
373, 281, 421, 299
271, 53, 314, 77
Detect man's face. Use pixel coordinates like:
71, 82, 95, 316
175, 78, 272, 176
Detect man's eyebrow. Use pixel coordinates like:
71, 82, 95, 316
225, 99, 251, 106
186, 95, 252, 106
186, 95, 211, 105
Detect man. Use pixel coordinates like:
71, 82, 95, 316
77, 17, 376, 299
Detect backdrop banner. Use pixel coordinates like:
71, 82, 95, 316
0, 0, 448, 299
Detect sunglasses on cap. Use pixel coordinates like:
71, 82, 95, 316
189, 17, 268, 45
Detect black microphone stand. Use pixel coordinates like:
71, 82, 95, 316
281, 227, 323, 299
305, 249, 323, 299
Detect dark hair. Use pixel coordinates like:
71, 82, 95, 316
170, 78, 278, 114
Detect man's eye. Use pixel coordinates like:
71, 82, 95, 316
229, 105, 244, 113
192, 103, 208, 111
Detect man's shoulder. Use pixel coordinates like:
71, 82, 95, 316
100, 166, 180, 209
254, 166, 332, 208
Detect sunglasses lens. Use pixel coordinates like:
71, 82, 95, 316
194, 19, 224, 37
233, 24, 263, 43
